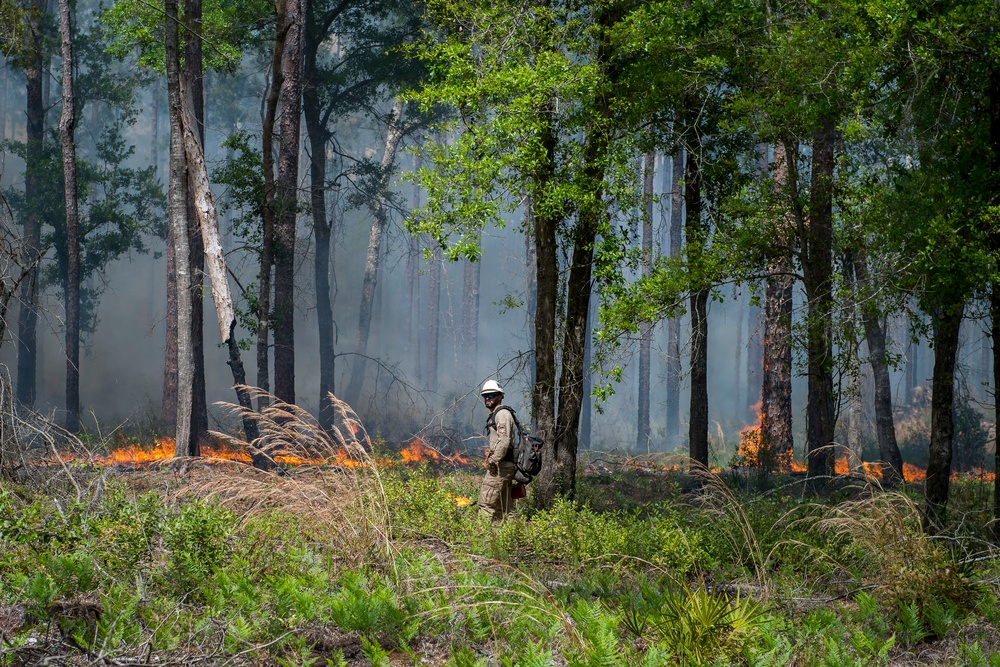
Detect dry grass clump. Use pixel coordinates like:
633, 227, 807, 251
182, 390, 394, 564
815, 491, 979, 609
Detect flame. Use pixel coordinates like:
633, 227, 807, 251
401, 438, 440, 463
446, 493, 472, 507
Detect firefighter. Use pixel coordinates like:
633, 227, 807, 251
478, 380, 518, 520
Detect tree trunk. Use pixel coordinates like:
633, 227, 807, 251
665, 148, 683, 446
637, 148, 654, 451
165, 0, 193, 458
163, 228, 178, 426
461, 251, 481, 372
408, 157, 422, 381
302, 0, 336, 427
685, 150, 709, 466
734, 288, 744, 420
178, 64, 264, 466
426, 247, 442, 392
344, 98, 405, 409
993, 283, 1000, 537
804, 119, 837, 480
16, 0, 45, 408
842, 254, 862, 473
924, 303, 964, 532
58, 0, 79, 432
525, 196, 537, 388
259, 0, 288, 410
549, 4, 618, 497
854, 252, 904, 487
746, 299, 762, 421
273, 0, 305, 405
530, 117, 561, 506
989, 65, 1000, 537
761, 141, 794, 461
185, 0, 207, 449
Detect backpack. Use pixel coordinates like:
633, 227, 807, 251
486, 406, 544, 484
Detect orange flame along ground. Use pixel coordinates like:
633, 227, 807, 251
50, 435, 476, 470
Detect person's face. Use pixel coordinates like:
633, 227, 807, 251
482, 392, 502, 411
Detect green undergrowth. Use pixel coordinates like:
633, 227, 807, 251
1, 465, 999, 666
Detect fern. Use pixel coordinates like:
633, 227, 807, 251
924, 600, 957, 639
894, 601, 928, 647
361, 636, 390, 667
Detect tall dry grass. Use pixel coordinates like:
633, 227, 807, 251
185, 389, 396, 567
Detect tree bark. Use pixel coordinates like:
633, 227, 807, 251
530, 116, 560, 505
637, 148, 654, 451
842, 254, 862, 473
924, 303, 964, 532
178, 65, 265, 465
165, 0, 193, 458
685, 150, 709, 466
761, 141, 794, 460
184, 0, 207, 449
408, 161, 423, 382
426, 247, 442, 392
525, 198, 537, 389
461, 251, 481, 371
854, 252, 904, 487
302, 0, 337, 427
665, 149, 683, 445
58, 0, 80, 432
804, 119, 837, 480
16, 0, 45, 408
259, 0, 288, 410
273, 0, 305, 405
746, 299, 762, 420
344, 98, 405, 409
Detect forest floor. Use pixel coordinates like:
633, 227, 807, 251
2, 426, 1000, 666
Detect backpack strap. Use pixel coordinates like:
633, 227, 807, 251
485, 405, 523, 460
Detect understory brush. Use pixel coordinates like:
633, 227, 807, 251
3, 404, 1000, 665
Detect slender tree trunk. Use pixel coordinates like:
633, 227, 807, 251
854, 252, 904, 486
579, 290, 595, 450
16, 0, 45, 408
549, 4, 619, 498
685, 150, 709, 466
734, 288, 744, 420
163, 229, 178, 426
992, 284, 1000, 537
746, 143, 767, 422
531, 117, 560, 505
178, 65, 264, 465
665, 149, 683, 445
273, 0, 305, 405
409, 162, 423, 382
924, 304, 964, 532
762, 141, 794, 460
185, 0, 207, 449
804, 119, 837, 479
637, 148, 654, 450
165, 0, 193, 458
259, 0, 288, 410
747, 299, 762, 420
151, 83, 159, 173
525, 197, 537, 389
426, 247, 442, 392
988, 65, 1000, 537
842, 254, 862, 473
344, 98, 404, 408
58, 0, 79, 432
302, 0, 337, 427
461, 251, 481, 372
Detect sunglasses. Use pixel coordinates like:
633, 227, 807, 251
482, 393, 501, 400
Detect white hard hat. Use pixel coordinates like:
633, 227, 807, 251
481, 379, 504, 396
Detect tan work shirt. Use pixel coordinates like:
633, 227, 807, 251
487, 407, 515, 467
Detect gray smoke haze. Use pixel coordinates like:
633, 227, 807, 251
1, 58, 971, 462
